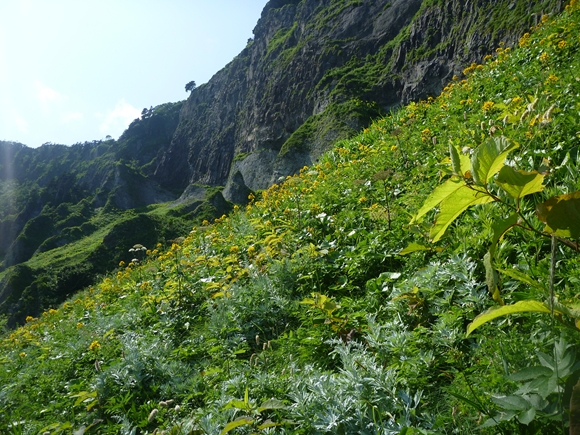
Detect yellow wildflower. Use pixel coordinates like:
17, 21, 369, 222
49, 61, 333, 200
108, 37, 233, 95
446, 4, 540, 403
558, 40, 568, 49
390, 145, 398, 151
89, 341, 101, 351
359, 197, 367, 204
119, 260, 125, 267
482, 101, 495, 112
230, 246, 240, 254
25, 316, 34, 323
545, 74, 558, 84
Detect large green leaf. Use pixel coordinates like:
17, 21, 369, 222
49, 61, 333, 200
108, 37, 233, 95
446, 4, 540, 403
411, 177, 465, 224
220, 417, 254, 435
466, 300, 551, 336
471, 136, 519, 184
496, 166, 544, 200
399, 242, 430, 255
536, 191, 580, 238
430, 185, 494, 242
489, 213, 519, 259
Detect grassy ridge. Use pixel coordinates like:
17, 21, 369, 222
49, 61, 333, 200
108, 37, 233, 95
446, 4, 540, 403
2, 2, 580, 433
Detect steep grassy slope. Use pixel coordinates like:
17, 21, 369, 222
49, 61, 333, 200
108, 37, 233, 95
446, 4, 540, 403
1, 2, 580, 434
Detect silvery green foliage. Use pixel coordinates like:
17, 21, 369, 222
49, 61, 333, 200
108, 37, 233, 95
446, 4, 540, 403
288, 340, 432, 434
207, 275, 294, 344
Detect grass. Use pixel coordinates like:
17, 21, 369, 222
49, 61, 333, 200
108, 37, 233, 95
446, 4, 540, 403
1, 1, 580, 434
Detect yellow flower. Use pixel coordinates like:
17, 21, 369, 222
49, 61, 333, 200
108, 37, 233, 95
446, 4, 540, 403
19, 352, 26, 358
77, 322, 84, 329
25, 316, 34, 323
558, 40, 568, 49
118, 260, 125, 267
390, 145, 398, 151
421, 128, 432, 142
545, 74, 558, 84
230, 246, 240, 254
359, 197, 367, 203
518, 33, 531, 47
482, 101, 495, 112
89, 340, 101, 351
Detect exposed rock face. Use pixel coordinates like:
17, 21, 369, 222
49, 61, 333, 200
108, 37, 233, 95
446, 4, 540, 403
155, 0, 562, 197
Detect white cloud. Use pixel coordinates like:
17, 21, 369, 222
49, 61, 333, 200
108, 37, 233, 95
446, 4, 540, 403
99, 99, 141, 136
61, 112, 83, 123
35, 81, 63, 103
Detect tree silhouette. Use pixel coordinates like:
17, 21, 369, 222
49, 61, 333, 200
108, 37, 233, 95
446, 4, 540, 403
185, 81, 196, 92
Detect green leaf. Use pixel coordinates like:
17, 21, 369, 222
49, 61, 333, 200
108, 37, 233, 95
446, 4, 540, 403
466, 300, 551, 336
536, 191, 580, 238
496, 166, 544, 200
491, 395, 529, 411
508, 366, 552, 382
471, 136, 519, 184
495, 268, 547, 292
430, 185, 494, 242
399, 242, 430, 255
223, 399, 250, 410
220, 417, 254, 435
258, 398, 286, 413
410, 177, 465, 224
450, 143, 462, 175
257, 420, 281, 430
484, 252, 503, 304
517, 407, 536, 425
447, 391, 485, 413
489, 213, 519, 259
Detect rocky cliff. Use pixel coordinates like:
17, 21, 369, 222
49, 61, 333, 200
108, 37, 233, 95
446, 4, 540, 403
154, 0, 563, 201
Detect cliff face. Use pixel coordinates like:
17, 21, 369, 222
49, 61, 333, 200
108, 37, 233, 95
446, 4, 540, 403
154, 0, 562, 198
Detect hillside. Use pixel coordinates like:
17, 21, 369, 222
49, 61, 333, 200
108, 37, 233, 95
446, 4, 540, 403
1, 2, 580, 433
0, 0, 564, 327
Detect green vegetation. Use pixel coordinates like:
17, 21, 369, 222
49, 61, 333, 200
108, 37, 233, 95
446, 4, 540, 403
2, 2, 580, 433
0, 101, 232, 327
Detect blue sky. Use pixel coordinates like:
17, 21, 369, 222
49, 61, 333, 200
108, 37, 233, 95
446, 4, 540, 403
0, 0, 267, 148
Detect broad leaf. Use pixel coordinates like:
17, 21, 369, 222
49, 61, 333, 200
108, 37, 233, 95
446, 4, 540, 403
220, 417, 254, 435
508, 366, 552, 382
491, 395, 529, 411
466, 300, 551, 336
496, 166, 544, 200
536, 191, 580, 238
430, 185, 494, 242
518, 407, 536, 425
411, 177, 465, 224
489, 213, 519, 259
471, 136, 519, 184
399, 242, 430, 255
496, 268, 547, 293
258, 398, 286, 412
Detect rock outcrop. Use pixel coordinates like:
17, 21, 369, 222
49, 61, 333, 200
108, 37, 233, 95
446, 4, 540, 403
154, 0, 563, 197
